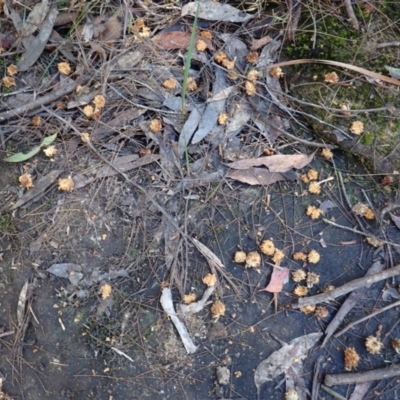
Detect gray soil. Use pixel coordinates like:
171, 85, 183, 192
1, 151, 400, 400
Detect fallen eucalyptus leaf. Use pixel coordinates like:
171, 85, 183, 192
226, 153, 314, 173
4, 133, 57, 162
182, 1, 253, 22
255, 332, 322, 396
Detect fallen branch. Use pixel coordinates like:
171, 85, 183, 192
292, 264, 400, 309
325, 364, 400, 387
334, 299, 400, 338
160, 288, 198, 354
343, 0, 359, 30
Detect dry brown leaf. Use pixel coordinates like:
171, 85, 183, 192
100, 283, 112, 299
250, 36, 272, 51
260, 267, 289, 293
99, 9, 122, 42
152, 31, 214, 51
226, 168, 287, 186
226, 153, 314, 173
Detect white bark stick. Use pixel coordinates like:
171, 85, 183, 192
160, 288, 198, 354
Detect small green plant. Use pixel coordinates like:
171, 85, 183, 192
181, 1, 200, 173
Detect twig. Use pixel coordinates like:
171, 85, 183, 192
311, 356, 323, 400
325, 364, 400, 387
292, 263, 400, 309
0, 331, 15, 338
343, 0, 359, 30
377, 42, 400, 49
337, 171, 368, 234
111, 347, 134, 362
334, 299, 400, 338
322, 218, 400, 248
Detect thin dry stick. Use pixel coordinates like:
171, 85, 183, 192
377, 42, 400, 48
292, 263, 400, 309
267, 59, 400, 86
334, 299, 400, 338
343, 0, 359, 30
322, 218, 400, 248
337, 171, 368, 234
325, 364, 400, 387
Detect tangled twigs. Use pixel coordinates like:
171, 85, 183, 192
334, 299, 400, 338
247, 97, 336, 149
0, 77, 89, 122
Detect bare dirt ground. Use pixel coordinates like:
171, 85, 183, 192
1, 1, 400, 400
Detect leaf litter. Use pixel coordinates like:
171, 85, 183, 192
2, 0, 400, 399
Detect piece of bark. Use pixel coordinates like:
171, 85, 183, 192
325, 364, 400, 387
160, 288, 198, 354
292, 264, 400, 309
321, 260, 383, 346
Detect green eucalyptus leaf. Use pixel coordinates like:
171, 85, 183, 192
4, 146, 42, 162
42, 133, 57, 146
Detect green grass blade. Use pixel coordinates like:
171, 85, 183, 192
181, 1, 200, 172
